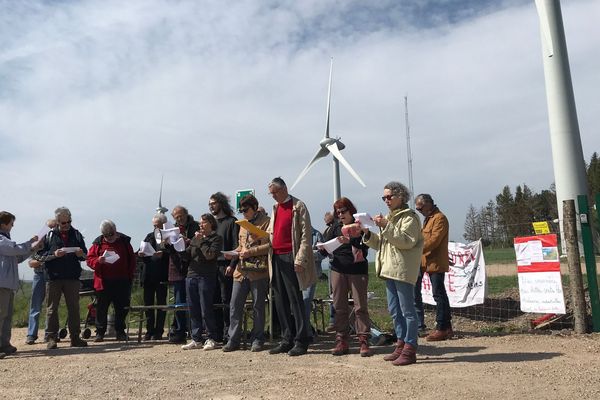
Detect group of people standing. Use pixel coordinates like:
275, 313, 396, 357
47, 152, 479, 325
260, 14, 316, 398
0, 177, 452, 366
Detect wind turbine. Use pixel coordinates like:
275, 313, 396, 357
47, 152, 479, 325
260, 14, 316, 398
290, 58, 366, 202
156, 175, 168, 214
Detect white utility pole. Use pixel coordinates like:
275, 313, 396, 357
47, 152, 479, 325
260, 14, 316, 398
404, 96, 415, 198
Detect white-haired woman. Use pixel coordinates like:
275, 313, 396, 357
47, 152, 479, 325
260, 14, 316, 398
362, 182, 423, 366
86, 220, 136, 342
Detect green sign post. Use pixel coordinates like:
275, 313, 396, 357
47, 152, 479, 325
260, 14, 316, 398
235, 189, 255, 213
577, 194, 600, 332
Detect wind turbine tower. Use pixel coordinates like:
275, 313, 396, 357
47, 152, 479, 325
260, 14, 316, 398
290, 58, 366, 202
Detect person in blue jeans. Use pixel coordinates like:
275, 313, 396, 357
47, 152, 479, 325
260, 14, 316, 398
301, 227, 324, 339
362, 181, 423, 366
26, 219, 56, 345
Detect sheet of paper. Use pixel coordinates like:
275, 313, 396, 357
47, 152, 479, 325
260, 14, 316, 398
163, 221, 175, 230
102, 250, 120, 264
235, 219, 269, 238
221, 250, 240, 257
514, 242, 532, 266
173, 237, 186, 252
62, 247, 80, 254
353, 212, 376, 230
161, 227, 181, 243
139, 241, 156, 256
316, 238, 342, 254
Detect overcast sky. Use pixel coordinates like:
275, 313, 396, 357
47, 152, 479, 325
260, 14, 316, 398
2, 0, 599, 280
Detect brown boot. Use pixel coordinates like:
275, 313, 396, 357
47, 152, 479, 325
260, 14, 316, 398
331, 334, 349, 356
426, 329, 449, 342
358, 335, 373, 357
383, 339, 405, 361
392, 343, 417, 366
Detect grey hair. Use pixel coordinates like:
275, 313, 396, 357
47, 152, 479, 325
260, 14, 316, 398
153, 213, 167, 224
100, 219, 117, 235
415, 193, 434, 205
268, 177, 287, 189
54, 207, 71, 220
384, 181, 411, 203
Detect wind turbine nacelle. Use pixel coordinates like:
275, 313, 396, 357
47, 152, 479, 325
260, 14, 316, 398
320, 137, 345, 151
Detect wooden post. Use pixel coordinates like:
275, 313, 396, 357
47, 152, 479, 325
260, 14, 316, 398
563, 200, 588, 333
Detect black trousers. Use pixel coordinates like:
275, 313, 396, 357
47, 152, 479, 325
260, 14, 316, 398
213, 264, 233, 342
271, 253, 310, 347
143, 281, 168, 336
95, 279, 131, 335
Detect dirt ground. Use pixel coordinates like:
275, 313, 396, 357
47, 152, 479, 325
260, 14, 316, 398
3, 327, 600, 400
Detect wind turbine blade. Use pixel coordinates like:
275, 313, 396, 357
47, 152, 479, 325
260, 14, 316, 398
324, 57, 333, 139
290, 147, 330, 190
326, 142, 366, 188
159, 175, 164, 208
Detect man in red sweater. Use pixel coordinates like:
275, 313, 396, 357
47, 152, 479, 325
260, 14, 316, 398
267, 177, 316, 357
86, 220, 136, 342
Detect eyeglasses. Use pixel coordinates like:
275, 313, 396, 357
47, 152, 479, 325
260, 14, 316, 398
59, 220, 72, 225
336, 208, 348, 215
381, 195, 395, 202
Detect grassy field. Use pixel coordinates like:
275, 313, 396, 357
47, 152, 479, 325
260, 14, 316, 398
482, 247, 517, 264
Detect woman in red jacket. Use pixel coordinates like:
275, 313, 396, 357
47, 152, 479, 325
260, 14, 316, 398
86, 220, 136, 342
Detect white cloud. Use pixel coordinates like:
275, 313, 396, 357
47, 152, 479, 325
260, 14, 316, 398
0, 0, 598, 279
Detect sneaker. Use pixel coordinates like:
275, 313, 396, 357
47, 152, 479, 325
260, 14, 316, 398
181, 340, 202, 350
46, 338, 57, 350
70, 336, 88, 347
250, 340, 264, 352
287, 344, 308, 357
268, 342, 293, 355
0, 344, 17, 354
203, 338, 217, 351
25, 336, 36, 345
222, 342, 239, 352
93, 334, 104, 343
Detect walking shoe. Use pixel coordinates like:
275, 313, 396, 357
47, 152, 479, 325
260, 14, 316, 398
151, 334, 164, 341
94, 334, 104, 343
392, 343, 417, 366
331, 334, 349, 356
250, 340, 264, 352
358, 334, 373, 357
203, 338, 217, 350
70, 336, 88, 347
287, 344, 308, 356
426, 329, 449, 342
25, 336, 36, 345
143, 333, 153, 341
181, 340, 202, 350
168, 334, 187, 344
268, 342, 293, 355
0, 344, 17, 354
46, 338, 57, 350
115, 332, 129, 342
383, 340, 405, 361
0, 352, 5, 359
222, 341, 240, 352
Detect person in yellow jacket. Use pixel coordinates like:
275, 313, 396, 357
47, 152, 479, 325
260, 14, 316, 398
362, 181, 423, 366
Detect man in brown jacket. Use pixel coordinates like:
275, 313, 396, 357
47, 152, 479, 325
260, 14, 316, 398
414, 194, 452, 341
267, 177, 316, 356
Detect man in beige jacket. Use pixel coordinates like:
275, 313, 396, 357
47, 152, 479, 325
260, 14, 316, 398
267, 177, 316, 356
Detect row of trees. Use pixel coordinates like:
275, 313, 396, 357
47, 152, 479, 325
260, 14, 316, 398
464, 152, 600, 247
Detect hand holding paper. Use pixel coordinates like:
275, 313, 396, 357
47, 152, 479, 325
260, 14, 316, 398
353, 213, 376, 230
139, 241, 156, 256
316, 238, 342, 254
102, 250, 120, 264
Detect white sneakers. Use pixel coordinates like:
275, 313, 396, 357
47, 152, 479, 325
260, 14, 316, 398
181, 339, 217, 350
202, 338, 216, 350
181, 340, 202, 350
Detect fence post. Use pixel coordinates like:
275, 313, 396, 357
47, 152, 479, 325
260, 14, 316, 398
563, 200, 588, 333
577, 195, 600, 332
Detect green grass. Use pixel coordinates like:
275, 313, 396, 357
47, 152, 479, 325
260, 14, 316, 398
482, 247, 516, 264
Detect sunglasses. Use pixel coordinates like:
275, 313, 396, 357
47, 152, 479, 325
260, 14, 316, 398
336, 208, 348, 215
239, 207, 250, 213
381, 195, 395, 202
